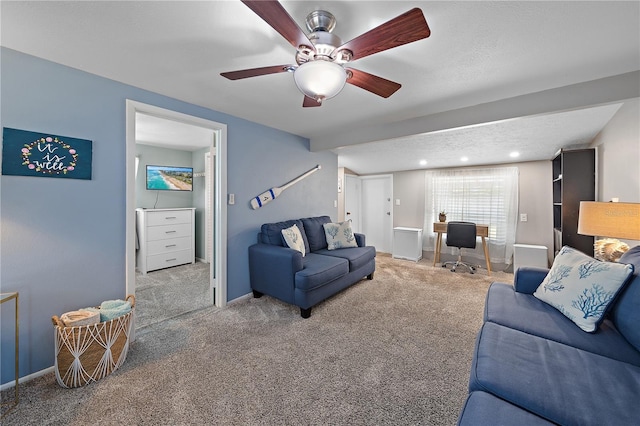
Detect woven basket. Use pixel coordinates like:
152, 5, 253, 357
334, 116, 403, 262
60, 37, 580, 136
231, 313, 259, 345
51, 295, 135, 388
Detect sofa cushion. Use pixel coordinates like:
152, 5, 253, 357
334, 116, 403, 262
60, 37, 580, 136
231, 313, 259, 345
301, 216, 332, 252
470, 322, 640, 426
323, 221, 359, 250
261, 219, 310, 254
618, 245, 640, 270
484, 282, 640, 366
295, 253, 349, 291
458, 391, 555, 426
281, 224, 305, 257
315, 246, 376, 272
611, 245, 640, 352
533, 245, 634, 332
513, 266, 550, 294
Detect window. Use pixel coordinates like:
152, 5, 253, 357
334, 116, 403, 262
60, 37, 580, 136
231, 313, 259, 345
423, 167, 519, 264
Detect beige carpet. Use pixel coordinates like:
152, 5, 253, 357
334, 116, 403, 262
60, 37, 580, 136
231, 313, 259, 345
1, 254, 513, 425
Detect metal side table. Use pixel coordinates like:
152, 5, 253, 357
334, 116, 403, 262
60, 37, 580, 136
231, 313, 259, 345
1, 292, 19, 416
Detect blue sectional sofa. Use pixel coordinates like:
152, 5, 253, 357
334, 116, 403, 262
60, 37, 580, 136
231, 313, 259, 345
458, 246, 640, 425
248, 216, 376, 318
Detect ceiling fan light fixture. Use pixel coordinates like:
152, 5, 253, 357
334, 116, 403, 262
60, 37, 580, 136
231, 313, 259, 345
293, 60, 347, 102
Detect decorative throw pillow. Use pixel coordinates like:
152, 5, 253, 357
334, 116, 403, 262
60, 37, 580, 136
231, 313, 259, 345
533, 245, 634, 332
323, 221, 358, 250
281, 224, 305, 257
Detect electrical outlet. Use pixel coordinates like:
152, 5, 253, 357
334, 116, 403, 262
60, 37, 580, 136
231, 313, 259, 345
520, 213, 528, 222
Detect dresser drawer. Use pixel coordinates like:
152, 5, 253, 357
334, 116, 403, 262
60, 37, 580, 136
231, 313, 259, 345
146, 210, 192, 227
146, 236, 192, 256
146, 223, 192, 241
146, 249, 193, 272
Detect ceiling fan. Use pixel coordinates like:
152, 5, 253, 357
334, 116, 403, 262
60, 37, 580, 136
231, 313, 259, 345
221, 0, 431, 107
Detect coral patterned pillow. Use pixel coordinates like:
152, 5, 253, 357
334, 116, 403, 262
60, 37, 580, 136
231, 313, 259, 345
281, 224, 305, 257
533, 246, 634, 332
323, 221, 358, 250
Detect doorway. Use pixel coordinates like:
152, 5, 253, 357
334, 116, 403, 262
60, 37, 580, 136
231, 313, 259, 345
360, 175, 393, 253
125, 101, 227, 324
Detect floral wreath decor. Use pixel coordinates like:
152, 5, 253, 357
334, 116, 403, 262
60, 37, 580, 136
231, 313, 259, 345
21, 136, 78, 175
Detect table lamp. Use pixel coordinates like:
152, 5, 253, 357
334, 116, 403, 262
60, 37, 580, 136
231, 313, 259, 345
577, 201, 640, 261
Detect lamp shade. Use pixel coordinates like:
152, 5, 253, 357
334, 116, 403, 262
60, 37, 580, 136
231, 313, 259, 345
293, 60, 347, 101
578, 201, 640, 240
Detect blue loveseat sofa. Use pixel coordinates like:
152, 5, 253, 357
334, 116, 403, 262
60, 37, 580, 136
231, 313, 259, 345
458, 246, 640, 425
249, 216, 376, 318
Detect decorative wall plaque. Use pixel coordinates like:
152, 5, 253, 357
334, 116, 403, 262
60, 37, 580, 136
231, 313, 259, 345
2, 128, 92, 180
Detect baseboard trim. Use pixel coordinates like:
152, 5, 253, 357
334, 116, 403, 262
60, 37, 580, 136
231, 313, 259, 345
227, 292, 252, 306
0, 366, 55, 390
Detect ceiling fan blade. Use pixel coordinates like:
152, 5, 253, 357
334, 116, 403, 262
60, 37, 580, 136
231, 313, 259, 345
303, 96, 322, 108
346, 68, 401, 98
220, 65, 294, 80
335, 8, 430, 61
242, 0, 315, 51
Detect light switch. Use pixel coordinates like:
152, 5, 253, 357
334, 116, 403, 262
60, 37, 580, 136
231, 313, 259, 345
520, 213, 528, 222
334, 200, 337, 208
228, 193, 235, 205
395, 199, 401, 206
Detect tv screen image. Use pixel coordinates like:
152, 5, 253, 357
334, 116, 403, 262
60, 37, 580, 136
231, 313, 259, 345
146, 165, 193, 191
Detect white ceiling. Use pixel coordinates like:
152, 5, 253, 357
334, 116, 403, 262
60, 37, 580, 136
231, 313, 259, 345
136, 113, 214, 151
2, 1, 639, 174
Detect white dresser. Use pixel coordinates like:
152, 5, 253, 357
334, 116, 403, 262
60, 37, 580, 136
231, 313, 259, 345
393, 227, 424, 262
136, 208, 196, 274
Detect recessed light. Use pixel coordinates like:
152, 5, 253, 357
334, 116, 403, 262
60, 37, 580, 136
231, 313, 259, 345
419, 159, 427, 166
510, 152, 520, 158
461, 157, 469, 162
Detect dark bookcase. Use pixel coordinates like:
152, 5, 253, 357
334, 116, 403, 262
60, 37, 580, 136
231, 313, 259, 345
552, 148, 596, 256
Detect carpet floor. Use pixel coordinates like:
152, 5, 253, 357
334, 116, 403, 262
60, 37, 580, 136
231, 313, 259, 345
135, 261, 213, 329
1, 254, 513, 425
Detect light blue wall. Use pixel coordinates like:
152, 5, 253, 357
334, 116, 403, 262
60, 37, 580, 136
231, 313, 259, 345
0, 47, 338, 384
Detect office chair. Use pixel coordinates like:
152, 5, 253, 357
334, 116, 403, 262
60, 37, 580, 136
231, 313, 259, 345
442, 221, 478, 274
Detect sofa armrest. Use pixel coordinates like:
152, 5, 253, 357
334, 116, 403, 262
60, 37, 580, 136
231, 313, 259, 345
513, 267, 550, 294
248, 243, 303, 302
355, 233, 366, 247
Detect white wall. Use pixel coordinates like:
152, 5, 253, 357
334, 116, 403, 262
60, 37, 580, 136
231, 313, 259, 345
393, 171, 426, 229
592, 98, 640, 203
590, 98, 640, 247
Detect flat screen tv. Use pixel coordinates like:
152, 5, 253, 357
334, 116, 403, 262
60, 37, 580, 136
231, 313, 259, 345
146, 165, 193, 191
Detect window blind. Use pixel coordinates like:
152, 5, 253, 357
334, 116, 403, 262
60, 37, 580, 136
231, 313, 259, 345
423, 167, 519, 264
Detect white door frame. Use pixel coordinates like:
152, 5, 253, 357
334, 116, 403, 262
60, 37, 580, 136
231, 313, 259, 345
125, 100, 227, 307
204, 151, 213, 264
344, 174, 362, 233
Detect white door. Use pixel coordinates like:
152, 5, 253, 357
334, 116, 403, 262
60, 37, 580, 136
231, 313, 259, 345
344, 175, 361, 233
361, 175, 393, 253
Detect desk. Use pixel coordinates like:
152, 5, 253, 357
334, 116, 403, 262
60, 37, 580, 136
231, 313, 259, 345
432, 222, 491, 275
